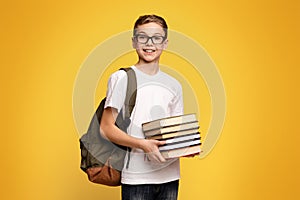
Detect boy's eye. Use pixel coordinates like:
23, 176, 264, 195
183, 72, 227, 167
153, 36, 163, 42
137, 35, 147, 40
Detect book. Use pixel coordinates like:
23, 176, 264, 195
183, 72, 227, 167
142, 114, 201, 159
163, 133, 200, 144
142, 113, 197, 132
148, 129, 200, 140
159, 139, 201, 151
161, 144, 201, 159
144, 121, 199, 137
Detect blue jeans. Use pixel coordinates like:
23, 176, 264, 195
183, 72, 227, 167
121, 180, 179, 200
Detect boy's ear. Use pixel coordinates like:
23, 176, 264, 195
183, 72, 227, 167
132, 37, 137, 49
162, 39, 168, 50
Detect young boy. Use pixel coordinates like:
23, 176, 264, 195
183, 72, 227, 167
100, 14, 183, 200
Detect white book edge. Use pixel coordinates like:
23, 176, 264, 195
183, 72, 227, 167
148, 129, 200, 140
165, 133, 200, 144
159, 139, 201, 151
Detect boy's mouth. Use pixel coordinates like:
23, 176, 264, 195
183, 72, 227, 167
143, 49, 155, 53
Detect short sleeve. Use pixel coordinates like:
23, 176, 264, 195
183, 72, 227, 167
104, 70, 128, 112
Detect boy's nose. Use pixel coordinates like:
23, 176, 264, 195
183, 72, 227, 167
145, 38, 154, 45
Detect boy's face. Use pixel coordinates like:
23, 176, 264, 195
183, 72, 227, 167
132, 22, 168, 63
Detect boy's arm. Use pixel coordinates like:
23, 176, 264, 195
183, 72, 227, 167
100, 107, 166, 163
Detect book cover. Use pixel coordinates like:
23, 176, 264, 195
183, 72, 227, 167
161, 144, 201, 159
144, 121, 199, 137
142, 113, 197, 132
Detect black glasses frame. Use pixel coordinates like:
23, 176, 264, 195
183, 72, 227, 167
134, 34, 167, 44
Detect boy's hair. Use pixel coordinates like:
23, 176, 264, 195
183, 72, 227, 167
133, 14, 168, 38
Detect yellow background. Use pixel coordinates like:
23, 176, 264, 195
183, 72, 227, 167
1, 0, 299, 199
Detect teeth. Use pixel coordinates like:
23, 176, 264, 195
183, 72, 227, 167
144, 49, 154, 52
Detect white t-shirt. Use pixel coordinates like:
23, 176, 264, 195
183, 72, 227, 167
104, 66, 184, 184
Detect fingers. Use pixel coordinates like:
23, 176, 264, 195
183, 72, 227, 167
156, 140, 166, 146
157, 152, 166, 162
146, 151, 166, 163
182, 152, 199, 158
143, 139, 166, 163
155, 140, 166, 162
182, 150, 203, 158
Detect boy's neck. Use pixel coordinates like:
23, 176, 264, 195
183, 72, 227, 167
135, 60, 160, 75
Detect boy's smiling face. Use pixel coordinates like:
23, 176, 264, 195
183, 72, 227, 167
133, 22, 168, 64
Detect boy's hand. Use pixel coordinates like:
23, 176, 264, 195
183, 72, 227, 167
182, 150, 203, 158
140, 139, 166, 163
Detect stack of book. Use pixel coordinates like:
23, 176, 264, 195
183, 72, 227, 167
142, 114, 201, 159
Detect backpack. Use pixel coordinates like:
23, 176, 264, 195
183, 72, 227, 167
79, 67, 137, 186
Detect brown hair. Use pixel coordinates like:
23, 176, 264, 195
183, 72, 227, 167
133, 14, 168, 37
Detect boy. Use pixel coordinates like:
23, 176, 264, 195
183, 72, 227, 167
100, 14, 183, 200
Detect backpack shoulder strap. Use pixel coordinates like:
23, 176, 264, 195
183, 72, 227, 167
118, 67, 137, 169
119, 67, 137, 118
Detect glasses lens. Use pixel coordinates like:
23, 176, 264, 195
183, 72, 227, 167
152, 36, 164, 44
137, 35, 148, 43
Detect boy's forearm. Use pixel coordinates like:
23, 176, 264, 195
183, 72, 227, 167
101, 123, 144, 149
100, 107, 166, 162
100, 107, 145, 150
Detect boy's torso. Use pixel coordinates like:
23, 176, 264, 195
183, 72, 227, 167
105, 66, 183, 184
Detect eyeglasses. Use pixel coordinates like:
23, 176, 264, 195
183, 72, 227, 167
134, 34, 166, 44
